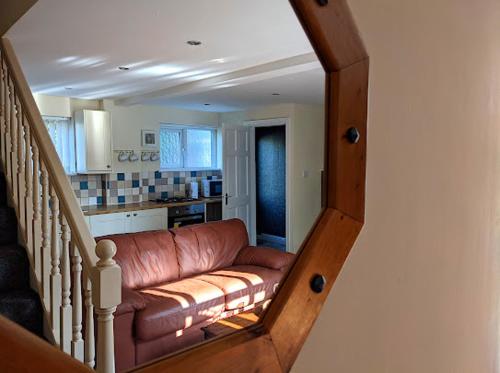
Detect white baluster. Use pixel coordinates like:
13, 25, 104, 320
49, 185, 61, 343
16, 98, 25, 235
83, 271, 95, 369
40, 162, 50, 306
60, 214, 72, 353
24, 121, 33, 256
32, 141, 42, 280
94, 240, 121, 373
0, 58, 5, 164
70, 241, 84, 361
9, 81, 17, 205
4, 74, 11, 182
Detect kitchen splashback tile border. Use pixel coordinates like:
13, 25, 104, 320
71, 170, 221, 207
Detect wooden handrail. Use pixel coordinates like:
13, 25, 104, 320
0, 315, 92, 372
0, 37, 99, 273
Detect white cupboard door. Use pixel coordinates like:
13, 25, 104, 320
84, 110, 112, 172
89, 212, 128, 237
223, 125, 251, 230
127, 208, 168, 233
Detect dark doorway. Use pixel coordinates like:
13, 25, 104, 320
255, 125, 286, 251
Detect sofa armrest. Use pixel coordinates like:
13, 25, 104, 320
115, 288, 146, 317
234, 246, 295, 272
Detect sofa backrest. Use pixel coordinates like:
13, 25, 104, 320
97, 230, 180, 289
171, 218, 249, 278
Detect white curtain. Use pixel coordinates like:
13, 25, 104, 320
43, 116, 76, 174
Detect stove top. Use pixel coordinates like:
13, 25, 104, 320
153, 197, 199, 204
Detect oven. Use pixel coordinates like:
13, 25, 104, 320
168, 204, 205, 229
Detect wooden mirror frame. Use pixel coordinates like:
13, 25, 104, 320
136, 0, 368, 372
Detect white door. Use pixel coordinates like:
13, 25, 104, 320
223, 125, 251, 230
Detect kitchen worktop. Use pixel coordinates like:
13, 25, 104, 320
81, 197, 222, 216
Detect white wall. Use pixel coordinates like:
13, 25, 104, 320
101, 100, 219, 172
293, 0, 500, 372
34, 94, 220, 173
220, 103, 324, 252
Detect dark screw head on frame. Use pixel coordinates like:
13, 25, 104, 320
310, 274, 327, 293
346, 127, 361, 144
317, 0, 328, 5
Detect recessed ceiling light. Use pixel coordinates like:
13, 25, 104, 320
118, 66, 130, 71
204, 103, 211, 106
187, 40, 202, 46
272, 93, 280, 96
211, 58, 225, 63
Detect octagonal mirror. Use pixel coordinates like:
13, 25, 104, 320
4, 0, 366, 371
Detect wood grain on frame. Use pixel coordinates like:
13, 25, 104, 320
290, 0, 367, 71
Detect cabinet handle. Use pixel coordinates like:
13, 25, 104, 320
126, 214, 131, 218
133, 213, 138, 217
107, 165, 111, 168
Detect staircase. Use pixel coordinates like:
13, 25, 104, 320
0, 37, 122, 373
0, 171, 43, 336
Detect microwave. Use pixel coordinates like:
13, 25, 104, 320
201, 179, 223, 197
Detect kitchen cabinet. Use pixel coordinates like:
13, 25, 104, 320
88, 211, 129, 237
127, 208, 168, 233
75, 110, 112, 174
87, 208, 168, 237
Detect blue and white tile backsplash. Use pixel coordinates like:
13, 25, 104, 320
70, 170, 222, 207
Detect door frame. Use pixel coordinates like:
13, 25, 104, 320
246, 117, 291, 252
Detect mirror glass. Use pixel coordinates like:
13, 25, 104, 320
8, 0, 324, 369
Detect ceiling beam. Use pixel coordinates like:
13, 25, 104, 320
114, 52, 320, 106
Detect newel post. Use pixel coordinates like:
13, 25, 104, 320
92, 240, 121, 373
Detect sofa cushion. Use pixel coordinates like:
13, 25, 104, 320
195, 265, 282, 310
234, 246, 295, 272
135, 278, 225, 341
98, 231, 179, 290
171, 219, 249, 278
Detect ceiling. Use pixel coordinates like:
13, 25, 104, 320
7, 0, 325, 112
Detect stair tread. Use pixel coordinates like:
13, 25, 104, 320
0, 206, 17, 245
0, 289, 43, 337
0, 244, 29, 292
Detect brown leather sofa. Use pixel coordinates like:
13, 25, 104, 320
98, 218, 294, 372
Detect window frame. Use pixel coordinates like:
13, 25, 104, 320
159, 124, 218, 171
42, 115, 77, 175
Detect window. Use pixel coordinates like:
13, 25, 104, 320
42, 116, 76, 174
160, 125, 217, 170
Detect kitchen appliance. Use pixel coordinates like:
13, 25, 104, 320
201, 179, 223, 197
168, 204, 205, 228
189, 181, 199, 199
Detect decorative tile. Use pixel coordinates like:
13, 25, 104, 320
71, 169, 221, 207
